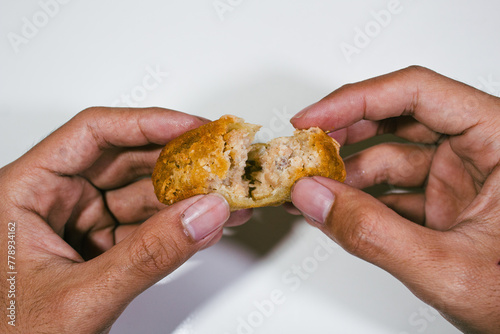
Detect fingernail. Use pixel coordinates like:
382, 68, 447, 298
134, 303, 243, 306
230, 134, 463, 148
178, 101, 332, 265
291, 178, 335, 224
181, 194, 230, 241
292, 103, 315, 120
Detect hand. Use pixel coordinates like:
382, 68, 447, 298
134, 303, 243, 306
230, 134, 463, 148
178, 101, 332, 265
289, 66, 500, 333
0, 107, 252, 333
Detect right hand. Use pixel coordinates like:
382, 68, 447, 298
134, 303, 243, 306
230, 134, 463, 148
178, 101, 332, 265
290, 66, 500, 333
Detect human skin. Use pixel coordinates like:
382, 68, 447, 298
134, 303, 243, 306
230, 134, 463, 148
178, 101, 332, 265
290, 66, 500, 333
0, 107, 252, 333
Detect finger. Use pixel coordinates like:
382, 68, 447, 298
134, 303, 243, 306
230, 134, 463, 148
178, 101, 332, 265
65, 178, 162, 259
424, 140, 477, 230
113, 209, 250, 251
70, 194, 230, 329
27, 107, 208, 175
114, 223, 140, 244
290, 176, 446, 291
327, 117, 440, 146
344, 143, 435, 189
282, 202, 301, 215
102, 182, 251, 259
105, 178, 165, 224
292, 67, 500, 180
289, 175, 500, 330
224, 209, 254, 227
106, 179, 253, 226
201, 229, 224, 250
83, 145, 162, 190
63, 181, 115, 257
83, 224, 117, 259
378, 193, 425, 225
292, 66, 495, 137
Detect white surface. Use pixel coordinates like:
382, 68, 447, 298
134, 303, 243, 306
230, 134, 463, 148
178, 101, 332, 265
173, 224, 459, 334
2, 0, 499, 333
111, 238, 258, 334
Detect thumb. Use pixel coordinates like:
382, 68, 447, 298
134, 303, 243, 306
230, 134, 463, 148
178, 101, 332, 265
291, 176, 438, 284
71, 194, 229, 330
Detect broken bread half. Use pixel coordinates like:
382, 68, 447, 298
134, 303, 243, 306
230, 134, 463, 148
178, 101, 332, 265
152, 115, 346, 211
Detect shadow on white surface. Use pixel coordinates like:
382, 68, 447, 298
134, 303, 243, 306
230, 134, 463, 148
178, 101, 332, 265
172, 223, 461, 334
110, 238, 258, 334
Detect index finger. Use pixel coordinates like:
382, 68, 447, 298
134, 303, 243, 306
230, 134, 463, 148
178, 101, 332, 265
24, 107, 208, 175
291, 66, 498, 139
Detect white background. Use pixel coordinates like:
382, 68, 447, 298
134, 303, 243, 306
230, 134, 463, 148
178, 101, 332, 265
2, 0, 499, 333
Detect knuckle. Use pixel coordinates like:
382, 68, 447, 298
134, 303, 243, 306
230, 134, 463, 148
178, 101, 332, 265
75, 107, 111, 133
404, 64, 432, 76
337, 82, 356, 93
131, 232, 184, 275
74, 107, 101, 136
338, 207, 381, 257
370, 143, 397, 184
77, 106, 101, 120
402, 65, 438, 87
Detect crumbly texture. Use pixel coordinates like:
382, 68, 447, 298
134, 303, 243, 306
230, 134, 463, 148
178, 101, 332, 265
152, 115, 346, 211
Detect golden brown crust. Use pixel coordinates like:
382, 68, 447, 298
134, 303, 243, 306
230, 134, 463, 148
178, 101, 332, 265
152, 115, 236, 205
152, 115, 346, 210
301, 128, 346, 185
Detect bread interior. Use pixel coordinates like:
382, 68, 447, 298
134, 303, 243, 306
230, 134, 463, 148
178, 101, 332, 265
213, 121, 322, 203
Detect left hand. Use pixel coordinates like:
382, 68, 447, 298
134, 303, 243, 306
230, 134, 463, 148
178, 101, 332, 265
0, 107, 252, 333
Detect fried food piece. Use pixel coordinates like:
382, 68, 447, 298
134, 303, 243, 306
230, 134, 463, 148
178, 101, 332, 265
152, 115, 345, 211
